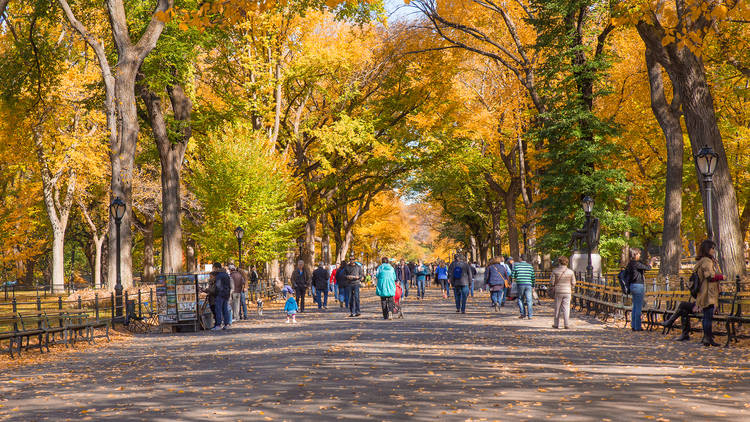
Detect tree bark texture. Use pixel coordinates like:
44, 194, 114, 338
645, 48, 684, 277
138, 80, 191, 274
637, 17, 746, 277
57, 0, 173, 291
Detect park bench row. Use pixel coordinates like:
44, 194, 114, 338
0, 311, 110, 358
570, 275, 750, 347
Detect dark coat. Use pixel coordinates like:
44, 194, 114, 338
213, 271, 231, 299
336, 266, 349, 288
396, 265, 411, 282
342, 263, 363, 287
291, 268, 311, 291
312, 266, 331, 290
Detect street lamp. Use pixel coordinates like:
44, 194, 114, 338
110, 197, 126, 319
695, 145, 719, 240
521, 223, 529, 261
234, 226, 244, 269
582, 195, 594, 283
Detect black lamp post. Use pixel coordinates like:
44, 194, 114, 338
582, 196, 594, 283
234, 226, 244, 269
694, 145, 719, 240
521, 223, 529, 262
110, 197, 126, 319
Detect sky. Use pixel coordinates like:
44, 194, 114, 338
383, 0, 419, 23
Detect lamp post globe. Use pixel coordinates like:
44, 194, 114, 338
581, 196, 594, 283
695, 145, 718, 240
110, 197, 126, 319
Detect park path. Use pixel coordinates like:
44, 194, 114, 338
1, 287, 750, 421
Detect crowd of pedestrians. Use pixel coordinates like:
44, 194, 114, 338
201, 242, 726, 348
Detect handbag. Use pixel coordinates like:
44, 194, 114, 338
509, 281, 519, 299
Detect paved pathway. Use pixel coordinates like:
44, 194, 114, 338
2, 288, 750, 421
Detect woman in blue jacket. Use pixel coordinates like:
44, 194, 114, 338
376, 258, 397, 319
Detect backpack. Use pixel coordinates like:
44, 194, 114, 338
688, 271, 701, 299
617, 268, 629, 295
452, 265, 463, 280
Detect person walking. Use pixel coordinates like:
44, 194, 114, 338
694, 240, 724, 346
248, 265, 259, 302
229, 264, 247, 320
448, 254, 472, 314
291, 260, 311, 313
312, 262, 331, 310
625, 248, 650, 331
501, 257, 514, 307
469, 262, 478, 297
396, 259, 411, 299
376, 257, 397, 319
435, 260, 449, 299
211, 262, 232, 330
415, 260, 428, 299
484, 256, 509, 311
511, 257, 535, 319
343, 254, 363, 317
550, 256, 576, 329
336, 260, 349, 309
283, 286, 298, 324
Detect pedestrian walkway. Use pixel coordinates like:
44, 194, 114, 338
1, 289, 749, 421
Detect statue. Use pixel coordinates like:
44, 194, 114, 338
568, 217, 600, 252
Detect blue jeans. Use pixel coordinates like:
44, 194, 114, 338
517, 285, 533, 317
439, 279, 450, 297
348, 284, 360, 314
630, 283, 645, 330
240, 291, 248, 319
453, 285, 469, 312
400, 280, 409, 298
502, 287, 509, 305
490, 289, 504, 306
416, 279, 425, 298
214, 296, 231, 327
315, 288, 328, 308
340, 285, 349, 305
470, 280, 474, 297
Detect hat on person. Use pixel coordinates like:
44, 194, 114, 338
228, 264, 237, 271
282, 285, 294, 294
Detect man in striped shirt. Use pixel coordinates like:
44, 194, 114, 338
511, 257, 536, 319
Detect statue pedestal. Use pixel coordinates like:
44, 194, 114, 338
570, 252, 602, 280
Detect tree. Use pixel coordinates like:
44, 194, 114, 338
56, 0, 173, 290
625, 0, 747, 276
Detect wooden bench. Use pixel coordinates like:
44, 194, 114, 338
1, 311, 110, 358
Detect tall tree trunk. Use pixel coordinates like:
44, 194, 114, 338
645, 48, 684, 277
142, 219, 155, 284
185, 236, 197, 272
138, 80, 190, 274
302, 215, 316, 274
24, 259, 35, 286
321, 215, 331, 266
57, 0, 173, 291
505, 191, 521, 260
51, 234, 65, 293
740, 197, 750, 243
637, 20, 746, 278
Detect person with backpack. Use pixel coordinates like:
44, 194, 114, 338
211, 262, 232, 330
342, 254, 364, 317
511, 256, 535, 319
625, 248, 651, 331
336, 260, 349, 309
448, 254, 473, 313
484, 256, 509, 311
550, 256, 576, 329
376, 257, 397, 319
